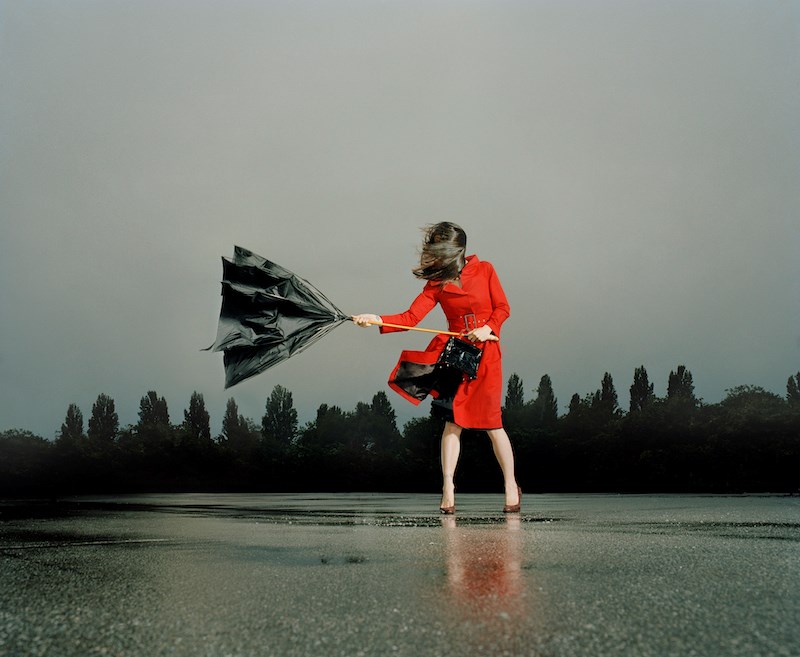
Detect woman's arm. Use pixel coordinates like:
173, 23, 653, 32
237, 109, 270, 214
464, 263, 508, 343
484, 263, 510, 336
353, 284, 439, 333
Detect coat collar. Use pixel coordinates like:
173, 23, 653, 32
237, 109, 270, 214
461, 254, 479, 275
427, 254, 479, 295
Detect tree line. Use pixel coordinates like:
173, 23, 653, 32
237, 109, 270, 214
2, 366, 799, 496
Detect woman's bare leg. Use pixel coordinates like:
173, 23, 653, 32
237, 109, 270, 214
440, 422, 463, 509
486, 428, 520, 506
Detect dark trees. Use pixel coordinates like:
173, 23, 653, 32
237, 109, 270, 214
357, 391, 402, 453
504, 373, 525, 411
183, 392, 211, 444
3, 366, 799, 495
503, 373, 557, 432
502, 373, 527, 432
0, 429, 52, 495
667, 365, 697, 407
221, 398, 258, 451
787, 372, 800, 405
57, 403, 85, 449
531, 374, 558, 427
371, 391, 398, 429
132, 390, 173, 454
262, 385, 298, 446
87, 394, 119, 446
629, 366, 655, 413
596, 372, 619, 417
138, 391, 170, 430
299, 404, 348, 450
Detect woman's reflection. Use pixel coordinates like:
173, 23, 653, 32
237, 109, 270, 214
440, 516, 529, 624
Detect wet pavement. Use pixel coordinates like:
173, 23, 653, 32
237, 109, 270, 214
1, 493, 798, 657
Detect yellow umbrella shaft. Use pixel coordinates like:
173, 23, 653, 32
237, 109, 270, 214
372, 320, 462, 337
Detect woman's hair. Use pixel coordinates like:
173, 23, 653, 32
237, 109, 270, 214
412, 222, 467, 282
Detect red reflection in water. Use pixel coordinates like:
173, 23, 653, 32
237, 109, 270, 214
441, 516, 529, 623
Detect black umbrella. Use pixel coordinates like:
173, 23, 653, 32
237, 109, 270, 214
205, 246, 350, 388
206, 246, 462, 388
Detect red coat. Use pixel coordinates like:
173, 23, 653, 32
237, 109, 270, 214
379, 255, 510, 430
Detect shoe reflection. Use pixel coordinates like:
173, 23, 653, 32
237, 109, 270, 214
440, 516, 527, 623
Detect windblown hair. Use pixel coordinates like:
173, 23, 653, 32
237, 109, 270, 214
412, 222, 467, 282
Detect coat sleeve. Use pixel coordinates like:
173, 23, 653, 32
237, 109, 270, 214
484, 263, 510, 336
378, 283, 439, 334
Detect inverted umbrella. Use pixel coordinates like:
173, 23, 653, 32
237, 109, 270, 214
206, 246, 459, 388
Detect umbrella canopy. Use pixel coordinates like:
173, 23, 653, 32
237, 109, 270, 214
206, 246, 349, 388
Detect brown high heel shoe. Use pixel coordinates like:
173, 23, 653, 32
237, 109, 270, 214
440, 485, 456, 515
503, 486, 522, 513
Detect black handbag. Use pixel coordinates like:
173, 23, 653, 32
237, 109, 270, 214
437, 336, 482, 380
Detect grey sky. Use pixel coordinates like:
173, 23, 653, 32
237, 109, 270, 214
2, 0, 798, 439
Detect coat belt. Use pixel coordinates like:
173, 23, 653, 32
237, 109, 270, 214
447, 313, 487, 333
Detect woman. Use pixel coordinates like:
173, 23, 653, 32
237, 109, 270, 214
353, 222, 521, 514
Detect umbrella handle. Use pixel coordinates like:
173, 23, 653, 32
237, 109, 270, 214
348, 316, 462, 337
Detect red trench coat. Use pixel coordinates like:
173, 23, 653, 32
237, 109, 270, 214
379, 255, 510, 430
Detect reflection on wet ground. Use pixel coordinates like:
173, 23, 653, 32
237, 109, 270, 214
1, 494, 798, 657
441, 515, 530, 629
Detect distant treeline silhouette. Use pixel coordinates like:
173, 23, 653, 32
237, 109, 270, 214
2, 366, 799, 496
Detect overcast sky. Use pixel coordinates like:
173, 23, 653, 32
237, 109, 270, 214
2, 0, 798, 439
